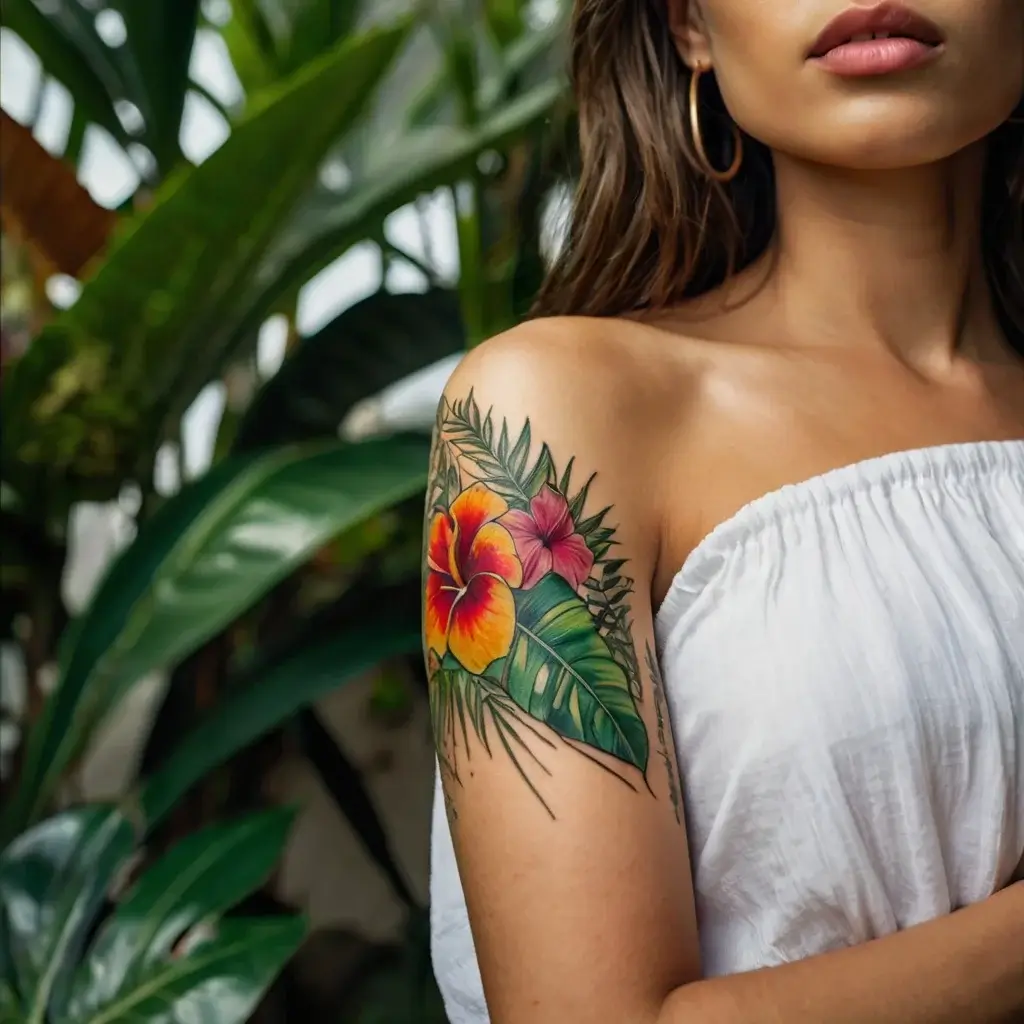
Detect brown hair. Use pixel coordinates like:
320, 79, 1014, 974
532, 0, 1024, 355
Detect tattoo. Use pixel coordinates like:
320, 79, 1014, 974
646, 642, 682, 826
424, 390, 652, 818
441, 775, 458, 828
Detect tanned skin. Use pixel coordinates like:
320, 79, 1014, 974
422, 0, 1024, 1020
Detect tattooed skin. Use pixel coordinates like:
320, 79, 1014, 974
647, 641, 683, 826
424, 389, 662, 819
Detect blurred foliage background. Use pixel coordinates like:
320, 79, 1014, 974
0, 1, 573, 1020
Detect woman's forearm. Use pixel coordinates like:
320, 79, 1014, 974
659, 883, 1024, 1024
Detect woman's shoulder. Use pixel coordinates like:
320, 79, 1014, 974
445, 314, 704, 431
439, 316, 701, 549
436, 312, 774, 597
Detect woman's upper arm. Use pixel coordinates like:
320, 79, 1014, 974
423, 330, 701, 1023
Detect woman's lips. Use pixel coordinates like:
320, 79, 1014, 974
811, 35, 941, 76
808, 3, 945, 58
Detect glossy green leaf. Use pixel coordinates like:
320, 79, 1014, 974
1, 0, 128, 148
140, 582, 422, 827
68, 809, 295, 1017
223, 0, 361, 92
221, 0, 280, 93
483, 0, 524, 48
282, 0, 363, 74
3, 435, 429, 841
2, 0, 199, 172
1, 17, 413, 509
234, 288, 464, 451
107, 0, 201, 171
65, 917, 305, 1024
229, 77, 563, 347
503, 573, 648, 770
0, 806, 134, 1024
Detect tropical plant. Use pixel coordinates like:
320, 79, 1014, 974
0, 0, 571, 1018
0, 807, 304, 1024
2, 0, 202, 175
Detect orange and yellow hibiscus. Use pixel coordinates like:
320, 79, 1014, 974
425, 483, 523, 674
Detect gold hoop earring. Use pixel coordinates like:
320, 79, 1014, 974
688, 63, 743, 183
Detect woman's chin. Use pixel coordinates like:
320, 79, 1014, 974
775, 121, 997, 173
771, 89, 1020, 172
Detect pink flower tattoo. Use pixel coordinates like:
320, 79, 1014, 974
502, 485, 595, 591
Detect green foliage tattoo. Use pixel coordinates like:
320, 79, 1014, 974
424, 391, 664, 818
647, 642, 682, 826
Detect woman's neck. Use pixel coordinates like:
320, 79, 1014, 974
758, 142, 1007, 373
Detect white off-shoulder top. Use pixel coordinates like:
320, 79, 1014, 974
430, 441, 1024, 1022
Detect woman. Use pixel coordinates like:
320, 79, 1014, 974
423, 1, 1024, 1021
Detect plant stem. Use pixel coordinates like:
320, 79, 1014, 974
453, 183, 487, 347
383, 239, 439, 284
189, 79, 237, 123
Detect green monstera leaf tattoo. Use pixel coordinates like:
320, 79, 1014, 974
424, 390, 659, 818
506, 575, 648, 770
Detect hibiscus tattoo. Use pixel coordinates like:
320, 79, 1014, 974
425, 391, 648, 817
504, 486, 594, 590
425, 483, 523, 674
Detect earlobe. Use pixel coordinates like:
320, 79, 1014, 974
666, 0, 713, 70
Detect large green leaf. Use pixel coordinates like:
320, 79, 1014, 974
483, 0, 525, 49
406, 10, 563, 130
277, 0, 362, 74
227, 77, 564, 351
65, 917, 304, 1024
0, 806, 134, 1024
224, 0, 362, 93
68, 809, 295, 1017
1, 0, 200, 172
234, 288, 465, 451
0, 17, 413, 511
1, 0, 128, 149
221, 0, 280, 93
0, 807, 302, 1024
108, 0, 202, 171
504, 574, 648, 771
139, 581, 422, 827
2, 435, 429, 841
